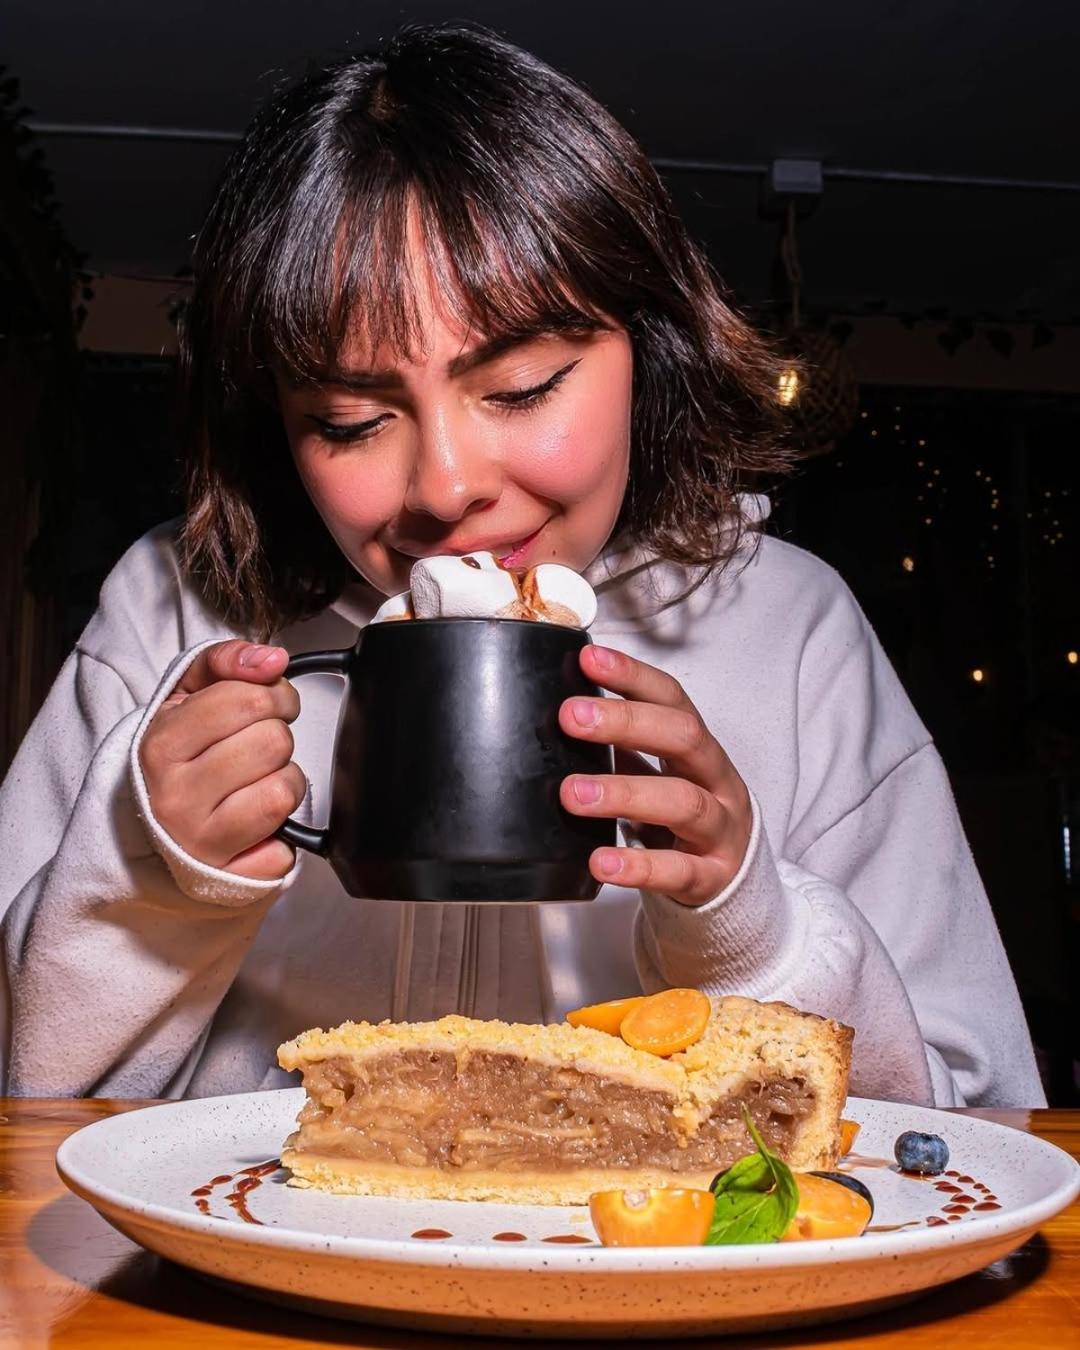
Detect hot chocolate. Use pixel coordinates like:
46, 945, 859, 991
372, 552, 597, 628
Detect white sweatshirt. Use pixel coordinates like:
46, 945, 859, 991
0, 514, 1045, 1106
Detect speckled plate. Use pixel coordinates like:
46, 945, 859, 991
56, 1090, 1078, 1339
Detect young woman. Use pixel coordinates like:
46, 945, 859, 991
0, 24, 1043, 1106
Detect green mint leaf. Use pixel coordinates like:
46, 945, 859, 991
710, 1151, 772, 1195
708, 1188, 787, 1244
704, 1106, 800, 1245
741, 1108, 799, 1222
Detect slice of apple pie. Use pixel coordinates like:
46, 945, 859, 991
277, 994, 852, 1205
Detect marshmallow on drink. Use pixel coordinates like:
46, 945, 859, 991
522, 563, 598, 628
411, 553, 519, 619
370, 590, 414, 623
371, 551, 597, 628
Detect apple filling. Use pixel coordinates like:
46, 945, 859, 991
286, 1049, 816, 1173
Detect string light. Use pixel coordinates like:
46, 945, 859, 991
856, 400, 1070, 597
971, 669, 985, 683
1068, 651, 1079, 666
777, 367, 800, 407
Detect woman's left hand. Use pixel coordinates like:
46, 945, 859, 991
559, 644, 753, 907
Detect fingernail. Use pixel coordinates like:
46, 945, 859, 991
573, 777, 602, 805
570, 698, 600, 727
591, 645, 615, 671
598, 849, 623, 876
239, 644, 274, 668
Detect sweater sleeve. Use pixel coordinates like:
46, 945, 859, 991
0, 532, 304, 1098
633, 574, 1045, 1110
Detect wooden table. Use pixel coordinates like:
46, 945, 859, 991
1, 1100, 1076, 1347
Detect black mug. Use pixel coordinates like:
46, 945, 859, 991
279, 618, 615, 902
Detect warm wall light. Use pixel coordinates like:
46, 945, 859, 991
971, 669, 985, 683
1068, 651, 1079, 665
777, 367, 800, 407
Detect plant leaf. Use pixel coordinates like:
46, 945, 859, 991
705, 1107, 799, 1245
711, 1150, 772, 1195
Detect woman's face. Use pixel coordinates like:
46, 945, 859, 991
275, 258, 633, 597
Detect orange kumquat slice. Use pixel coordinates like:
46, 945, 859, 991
780, 1174, 872, 1242
565, 995, 647, 1036
619, 987, 712, 1057
589, 1187, 715, 1247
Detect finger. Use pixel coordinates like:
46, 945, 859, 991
561, 773, 727, 853
152, 679, 301, 764
176, 640, 289, 696
201, 762, 308, 866
192, 717, 297, 811
222, 837, 298, 882
589, 845, 733, 907
580, 644, 691, 710
560, 696, 734, 794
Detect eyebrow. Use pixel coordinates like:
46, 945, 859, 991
317, 328, 592, 391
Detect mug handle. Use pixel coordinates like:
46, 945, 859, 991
275, 647, 352, 858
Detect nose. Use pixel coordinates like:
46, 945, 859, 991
402, 410, 502, 521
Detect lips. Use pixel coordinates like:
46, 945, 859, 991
395, 522, 548, 568
495, 525, 546, 567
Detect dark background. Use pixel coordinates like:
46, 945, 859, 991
2, 2, 1077, 1102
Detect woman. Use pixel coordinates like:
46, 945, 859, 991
0, 24, 1043, 1107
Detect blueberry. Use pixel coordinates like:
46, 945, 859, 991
809, 1171, 875, 1219
894, 1130, 949, 1175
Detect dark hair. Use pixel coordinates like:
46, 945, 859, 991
179, 22, 795, 635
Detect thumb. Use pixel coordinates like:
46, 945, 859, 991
176, 639, 289, 695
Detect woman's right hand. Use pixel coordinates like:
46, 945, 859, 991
139, 640, 305, 880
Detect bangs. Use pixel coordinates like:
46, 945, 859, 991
182, 25, 795, 636
246, 158, 608, 383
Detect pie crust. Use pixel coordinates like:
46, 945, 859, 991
277, 995, 853, 1204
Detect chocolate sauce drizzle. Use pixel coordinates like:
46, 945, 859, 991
840, 1156, 1000, 1229
189, 1158, 283, 1225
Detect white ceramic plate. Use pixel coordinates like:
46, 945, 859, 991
57, 1090, 1078, 1339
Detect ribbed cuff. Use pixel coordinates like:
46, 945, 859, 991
637, 791, 808, 996
128, 640, 305, 906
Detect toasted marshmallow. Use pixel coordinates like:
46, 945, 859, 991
529, 563, 598, 629
409, 554, 519, 619
371, 591, 414, 623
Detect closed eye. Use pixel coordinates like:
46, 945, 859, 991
305, 413, 392, 444
485, 359, 580, 409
